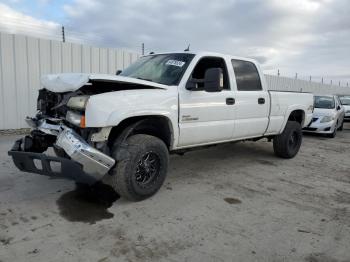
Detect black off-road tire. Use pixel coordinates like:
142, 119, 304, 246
273, 121, 302, 159
109, 134, 169, 201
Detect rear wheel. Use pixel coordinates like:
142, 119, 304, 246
273, 121, 302, 159
109, 134, 169, 201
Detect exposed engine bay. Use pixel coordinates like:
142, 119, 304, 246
37, 79, 161, 123
35, 78, 162, 146
7, 77, 164, 185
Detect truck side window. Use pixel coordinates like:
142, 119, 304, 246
189, 57, 229, 91
231, 59, 262, 91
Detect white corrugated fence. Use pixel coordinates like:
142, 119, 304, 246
0, 32, 139, 129
0, 32, 350, 130
265, 75, 350, 95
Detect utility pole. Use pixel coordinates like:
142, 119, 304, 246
142, 43, 145, 55
62, 26, 65, 43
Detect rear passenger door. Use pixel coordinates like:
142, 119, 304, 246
231, 59, 269, 139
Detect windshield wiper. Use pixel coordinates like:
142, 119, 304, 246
136, 77, 154, 82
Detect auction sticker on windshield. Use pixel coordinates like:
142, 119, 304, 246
165, 60, 186, 67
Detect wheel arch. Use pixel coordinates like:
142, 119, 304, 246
280, 108, 306, 133
288, 109, 305, 126
107, 115, 174, 150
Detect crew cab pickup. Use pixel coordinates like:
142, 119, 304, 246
8, 52, 314, 201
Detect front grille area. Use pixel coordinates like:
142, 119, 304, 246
37, 89, 66, 117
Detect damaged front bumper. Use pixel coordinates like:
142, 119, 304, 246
8, 119, 115, 185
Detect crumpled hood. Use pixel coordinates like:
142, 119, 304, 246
85, 87, 178, 127
41, 73, 168, 93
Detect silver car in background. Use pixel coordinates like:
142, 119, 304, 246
339, 95, 350, 121
303, 95, 345, 138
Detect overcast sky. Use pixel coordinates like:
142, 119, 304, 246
0, 0, 349, 85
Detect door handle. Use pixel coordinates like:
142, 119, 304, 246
258, 98, 265, 104
226, 98, 235, 105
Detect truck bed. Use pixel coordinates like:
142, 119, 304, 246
265, 91, 314, 135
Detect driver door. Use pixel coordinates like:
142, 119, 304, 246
178, 57, 236, 147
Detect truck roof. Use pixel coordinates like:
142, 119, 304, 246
314, 94, 335, 98
144, 51, 259, 64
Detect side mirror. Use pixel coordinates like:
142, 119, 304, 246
116, 70, 122, 75
204, 68, 223, 92
185, 79, 197, 90
337, 105, 341, 111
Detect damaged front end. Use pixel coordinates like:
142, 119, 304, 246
8, 119, 115, 185
8, 73, 166, 185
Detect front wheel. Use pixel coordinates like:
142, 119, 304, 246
109, 134, 169, 201
273, 121, 302, 159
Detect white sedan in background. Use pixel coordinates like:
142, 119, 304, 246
303, 95, 345, 138
339, 95, 350, 121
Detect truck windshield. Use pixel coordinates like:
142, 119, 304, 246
314, 96, 335, 109
120, 53, 195, 86
339, 96, 350, 105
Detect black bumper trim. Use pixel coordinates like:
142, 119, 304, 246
8, 144, 98, 185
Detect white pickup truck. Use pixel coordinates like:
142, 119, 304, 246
9, 52, 313, 201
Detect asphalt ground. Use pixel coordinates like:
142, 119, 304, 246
1, 123, 350, 262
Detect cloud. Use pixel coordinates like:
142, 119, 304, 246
61, 0, 350, 85
63, 0, 102, 18
0, 3, 61, 40
0, 0, 349, 85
